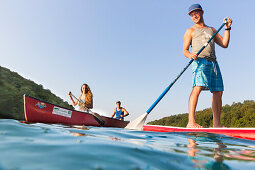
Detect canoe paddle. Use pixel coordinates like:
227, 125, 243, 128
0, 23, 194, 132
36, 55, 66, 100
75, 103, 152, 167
69, 92, 105, 126
126, 19, 228, 130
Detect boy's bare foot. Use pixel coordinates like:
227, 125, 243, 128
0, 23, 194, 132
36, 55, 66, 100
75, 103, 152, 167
186, 122, 203, 128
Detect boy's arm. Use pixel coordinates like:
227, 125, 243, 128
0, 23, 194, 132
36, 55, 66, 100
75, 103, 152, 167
111, 108, 116, 118
213, 17, 232, 48
122, 108, 129, 117
183, 28, 197, 60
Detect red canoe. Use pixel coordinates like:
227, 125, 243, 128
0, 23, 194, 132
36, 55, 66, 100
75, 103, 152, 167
142, 125, 255, 140
24, 95, 129, 128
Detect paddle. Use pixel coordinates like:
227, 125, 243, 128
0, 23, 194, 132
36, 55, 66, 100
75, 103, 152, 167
126, 19, 228, 130
69, 92, 105, 126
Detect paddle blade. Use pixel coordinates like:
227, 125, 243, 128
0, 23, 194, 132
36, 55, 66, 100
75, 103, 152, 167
125, 113, 148, 130
91, 112, 105, 126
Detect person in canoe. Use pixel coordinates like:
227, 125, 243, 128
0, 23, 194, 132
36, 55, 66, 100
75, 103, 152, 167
68, 84, 93, 112
183, 4, 232, 128
111, 101, 129, 121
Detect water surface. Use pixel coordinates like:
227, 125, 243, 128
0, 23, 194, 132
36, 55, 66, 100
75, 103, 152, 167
0, 119, 255, 170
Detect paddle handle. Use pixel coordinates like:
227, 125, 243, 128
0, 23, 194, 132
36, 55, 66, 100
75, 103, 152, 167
146, 20, 227, 114
69, 92, 83, 104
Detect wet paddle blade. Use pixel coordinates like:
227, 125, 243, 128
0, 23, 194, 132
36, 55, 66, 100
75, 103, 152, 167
125, 113, 148, 130
91, 112, 105, 126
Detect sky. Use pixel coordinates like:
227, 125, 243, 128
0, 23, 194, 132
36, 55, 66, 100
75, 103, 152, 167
1, 0, 255, 122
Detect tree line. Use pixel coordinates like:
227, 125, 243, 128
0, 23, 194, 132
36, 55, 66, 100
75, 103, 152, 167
0, 66, 74, 120
148, 100, 255, 127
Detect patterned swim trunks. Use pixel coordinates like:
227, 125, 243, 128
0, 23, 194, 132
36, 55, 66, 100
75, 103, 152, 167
192, 58, 224, 92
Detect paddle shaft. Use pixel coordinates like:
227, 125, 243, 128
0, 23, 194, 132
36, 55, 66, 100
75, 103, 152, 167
146, 20, 227, 114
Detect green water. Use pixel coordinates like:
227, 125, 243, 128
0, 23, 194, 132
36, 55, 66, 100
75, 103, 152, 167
0, 119, 255, 170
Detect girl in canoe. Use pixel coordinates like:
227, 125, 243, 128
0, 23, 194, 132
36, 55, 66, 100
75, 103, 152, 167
68, 84, 93, 112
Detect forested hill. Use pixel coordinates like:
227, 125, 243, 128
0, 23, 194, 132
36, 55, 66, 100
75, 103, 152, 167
148, 100, 255, 128
0, 66, 74, 120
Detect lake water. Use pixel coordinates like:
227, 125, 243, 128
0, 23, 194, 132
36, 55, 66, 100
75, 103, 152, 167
0, 119, 255, 170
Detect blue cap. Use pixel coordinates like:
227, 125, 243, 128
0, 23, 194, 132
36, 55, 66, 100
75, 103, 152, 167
188, 4, 202, 15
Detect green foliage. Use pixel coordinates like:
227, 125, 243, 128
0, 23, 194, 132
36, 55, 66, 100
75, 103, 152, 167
0, 66, 74, 120
148, 100, 255, 128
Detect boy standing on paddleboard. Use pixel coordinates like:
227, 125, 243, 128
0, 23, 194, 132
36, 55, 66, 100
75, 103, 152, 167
183, 4, 232, 128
